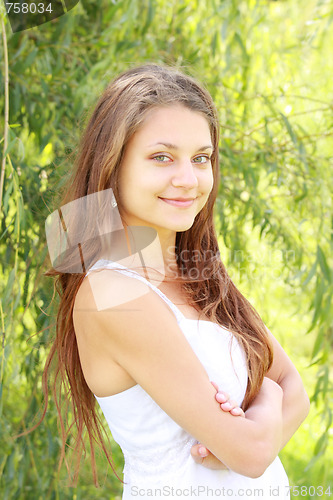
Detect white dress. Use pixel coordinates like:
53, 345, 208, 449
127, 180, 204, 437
86, 260, 290, 499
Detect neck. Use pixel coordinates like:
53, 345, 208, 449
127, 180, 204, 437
100, 224, 179, 282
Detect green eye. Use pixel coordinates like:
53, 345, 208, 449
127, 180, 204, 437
153, 155, 170, 162
152, 154, 211, 164
193, 155, 211, 164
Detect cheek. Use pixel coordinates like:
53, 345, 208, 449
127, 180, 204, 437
201, 170, 214, 195
118, 163, 142, 198
118, 170, 156, 211
196, 173, 213, 210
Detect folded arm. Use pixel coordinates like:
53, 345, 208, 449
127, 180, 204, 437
265, 327, 310, 449
192, 327, 310, 469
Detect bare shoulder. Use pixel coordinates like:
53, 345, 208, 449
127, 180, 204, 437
73, 267, 159, 358
74, 267, 151, 314
73, 267, 190, 393
73, 267, 179, 361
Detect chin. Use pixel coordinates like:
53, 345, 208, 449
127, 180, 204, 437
168, 220, 196, 232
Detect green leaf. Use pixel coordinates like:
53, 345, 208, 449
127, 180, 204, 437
233, 32, 250, 64
2, 269, 16, 307
311, 328, 324, 359
314, 432, 328, 456
280, 113, 297, 145
141, 0, 154, 36
317, 245, 331, 283
308, 276, 326, 331
3, 178, 14, 214
302, 258, 317, 286
16, 47, 39, 73
211, 31, 219, 57
3, 136, 17, 158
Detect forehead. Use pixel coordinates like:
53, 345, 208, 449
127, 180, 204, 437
132, 105, 212, 147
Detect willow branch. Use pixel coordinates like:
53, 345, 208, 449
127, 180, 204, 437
0, 16, 9, 220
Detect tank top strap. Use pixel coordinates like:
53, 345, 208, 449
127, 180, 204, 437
86, 259, 186, 325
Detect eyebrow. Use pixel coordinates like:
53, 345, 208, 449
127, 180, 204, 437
148, 142, 214, 151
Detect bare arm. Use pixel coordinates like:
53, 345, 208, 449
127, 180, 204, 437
191, 327, 310, 469
265, 328, 310, 449
74, 270, 283, 479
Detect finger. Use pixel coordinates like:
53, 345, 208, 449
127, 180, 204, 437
191, 443, 209, 457
190, 452, 204, 465
190, 444, 228, 470
190, 443, 208, 465
198, 446, 209, 457
219, 399, 245, 417
220, 399, 239, 412
230, 407, 245, 417
215, 391, 229, 403
210, 381, 219, 392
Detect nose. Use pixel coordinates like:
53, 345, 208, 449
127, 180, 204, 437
171, 159, 199, 189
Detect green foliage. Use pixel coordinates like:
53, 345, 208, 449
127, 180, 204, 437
0, 0, 332, 498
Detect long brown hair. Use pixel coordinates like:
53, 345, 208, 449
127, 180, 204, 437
19, 63, 273, 487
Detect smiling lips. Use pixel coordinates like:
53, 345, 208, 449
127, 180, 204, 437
159, 197, 196, 208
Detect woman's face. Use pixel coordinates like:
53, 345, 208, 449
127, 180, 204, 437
118, 105, 214, 241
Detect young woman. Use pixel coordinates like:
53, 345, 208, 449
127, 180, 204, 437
43, 64, 309, 498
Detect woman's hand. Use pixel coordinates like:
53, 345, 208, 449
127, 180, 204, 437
190, 381, 245, 470
211, 381, 245, 417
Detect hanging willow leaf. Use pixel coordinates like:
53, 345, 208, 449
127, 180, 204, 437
317, 245, 332, 283
302, 258, 317, 286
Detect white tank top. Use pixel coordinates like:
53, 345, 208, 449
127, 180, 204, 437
85, 259, 290, 499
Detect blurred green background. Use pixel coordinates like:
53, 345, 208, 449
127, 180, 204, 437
0, 0, 332, 498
